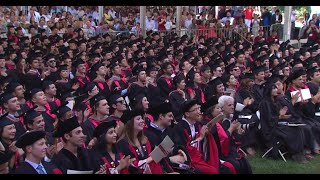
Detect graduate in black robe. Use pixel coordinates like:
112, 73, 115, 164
52, 116, 93, 174
157, 62, 176, 101
259, 78, 306, 163
14, 131, 62, 174
89, 120, 132, 174
82, 95, 109, 145
0, 93, 26, 139
89, 62, 111, 99
117, 110, 168, 174
145, 102, 196, 174
169, 73, 187, 122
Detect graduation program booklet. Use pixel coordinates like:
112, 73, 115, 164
150, 136, 174, 163
290, 88, 312, 102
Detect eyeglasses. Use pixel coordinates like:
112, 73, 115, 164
116, 100, 125, 104
188, 106, 201, 112
233, 68, 240, 71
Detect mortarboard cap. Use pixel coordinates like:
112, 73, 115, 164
23, 109, 42, 126
58, 64, 68, 72
201, 96, 218, 113
0, 112, 13, 130
29, 88, 43, 98
0, 93, 15, 106
181, 99, 199, 114
90, 95, 106, 108
253, 64, 267, 75
208, 77, 223, 88
108, 94, 122, 106
53, 116, 80, 137
148, 101, 172, 118
72, 59, 85, 68
93, 120, 117, 138
5, 82, 22, 94
15, 130, 46, 148
120, 110, 144, 125
132, 65, 145, 76
173, 73, 185, 85
287, 68, 306, 83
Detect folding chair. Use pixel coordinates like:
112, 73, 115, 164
261, 141, 288, 162
256, 111, 287, 162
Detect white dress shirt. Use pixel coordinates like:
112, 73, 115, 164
25, 159, 47, 174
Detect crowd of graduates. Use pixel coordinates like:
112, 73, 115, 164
1, 8, 320, 173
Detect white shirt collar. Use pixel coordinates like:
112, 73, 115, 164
25, 158, 46, 173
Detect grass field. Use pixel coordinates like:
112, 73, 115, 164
247, 152, 320, 174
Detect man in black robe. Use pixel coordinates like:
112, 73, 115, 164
145, 102, 195, 174
52, 116, 93, 174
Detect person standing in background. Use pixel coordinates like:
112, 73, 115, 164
242, 6, 254, 32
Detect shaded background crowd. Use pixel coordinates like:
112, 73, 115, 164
0, 6, 320, 174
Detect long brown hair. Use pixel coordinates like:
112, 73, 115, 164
124, 115, 147, 146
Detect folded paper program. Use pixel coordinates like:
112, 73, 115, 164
150, 136, 174, 163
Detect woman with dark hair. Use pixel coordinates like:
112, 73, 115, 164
130, 94, 153, 128
259, 79, 306, 163
90, 120, 133, 174
118, 110, 173, 174
185, 69, 206, 104
169, 73, 187, 121
204, 77, 225, 101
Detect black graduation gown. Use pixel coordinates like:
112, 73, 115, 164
157, 76, 175, 101
117, 138, 165, 174
259, 99, 305, 156
186, 85, 206, 104
110, 79, 128, 95
169, 90, 186, 122
55, 80, 73, 94
75, 75, 91, 88
144, 124, 191, 174
278, 93, 317, 151
14, 161, 61, 174
147, 83, 163, 109
45, 71, 59, 83
52, 148, 93, 174
82, 118, 104, 145
37, 109, 56, 133
47, 98, 61, 113
89, 147, 129, 174
24, 71, 42, 93
93, 80, 111, 99
220, 119, 252, 174
251, 83, 265, 112
234, 107, 259, 149
127, 83, 148, 103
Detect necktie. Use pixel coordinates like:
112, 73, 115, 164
36, 164, 46, 174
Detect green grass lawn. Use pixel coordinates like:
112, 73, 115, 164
247, 152, 320, 174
